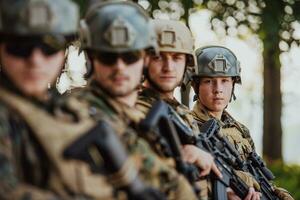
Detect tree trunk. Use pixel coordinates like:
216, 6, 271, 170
263, 46, 282, 161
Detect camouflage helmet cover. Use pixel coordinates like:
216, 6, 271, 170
193, 46, 241, 84
0, 0, 79, 36
80, 0, 157, 53
152, 19, 196, 67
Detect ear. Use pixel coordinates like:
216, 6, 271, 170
143, 54, 150, 68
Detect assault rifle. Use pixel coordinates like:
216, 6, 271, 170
142, 100, 249, 200
174, 108, 279, 200
139, 101, 201, 183
193, 116, 280, 200
63, 121, 166, 200
242, 152, 279, 200
139, 100, 249, 200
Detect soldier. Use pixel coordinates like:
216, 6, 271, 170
0, 0, 120, 199
72, 1, 198, 199
191, 45, 294, 200
136, 19, 222, 199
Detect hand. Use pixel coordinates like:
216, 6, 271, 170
227, 187, 261, 200
274, 187, 294, 200
181, 144, 222, 178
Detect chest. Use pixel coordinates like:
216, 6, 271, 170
221, 126, 253, 160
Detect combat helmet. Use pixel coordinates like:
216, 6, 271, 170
193, 46, 241, 84
192, 46, 241, 100
152, 19, 196, 67
80, 0, 157, 53
0, 0, 79, 40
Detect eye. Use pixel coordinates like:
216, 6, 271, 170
222, 78, 231, 83
202, 79, 212, 84
173, 54, 185, 61
151, 54, 163, 61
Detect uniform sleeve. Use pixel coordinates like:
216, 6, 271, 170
0, 112, 61, 200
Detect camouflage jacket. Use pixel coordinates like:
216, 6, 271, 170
71, 81, 198, 200
192, 101, 295, 199
137, 87, 199, 134
192, 100, 255, 160
136, 87, 211, 200
0, 80, 114, 200
0, 83, 65, 200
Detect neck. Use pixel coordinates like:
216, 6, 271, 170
116, 91, 137, 107
32, 92, 50, 102
160, 91, 174, 100
144, 80, 174, 100
208, 110, 223, 120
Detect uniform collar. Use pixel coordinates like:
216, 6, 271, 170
192, 100, 238, 128
90, 81, 144, 124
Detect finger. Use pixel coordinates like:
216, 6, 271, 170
199, 167, 210, 177
244, 193, 252, 200
211, 163, 223, 179
245, 188, 255, 200
251, 193, 259, 200
254, 192, 261, 200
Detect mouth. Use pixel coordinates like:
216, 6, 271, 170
213, 97, 224, 101
160, 76, 176, 80
112, 75, 129, 83
24, 72, 45, 80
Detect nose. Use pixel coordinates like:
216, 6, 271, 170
162, 56, 175, 71
115, 57, 127, 70
213, 80, 223, 94
27, 48, 46, 66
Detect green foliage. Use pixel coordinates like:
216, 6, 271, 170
269, 161, 300, 199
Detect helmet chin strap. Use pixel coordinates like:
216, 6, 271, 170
230, 82, 236, 102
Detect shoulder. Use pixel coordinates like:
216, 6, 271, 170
224, 111, 256, 149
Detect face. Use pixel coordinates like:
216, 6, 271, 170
92, 51, 145, 97
198, 77, 233, 113
147, 52, 186, 93
0, 44, 65, 98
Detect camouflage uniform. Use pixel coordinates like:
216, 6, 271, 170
0, 86, 62, 200
137, 87, 199, 134
137, 19, 211, 200
0, 0, 114, 199
191, 45, 294, 199
0, 82, 114, 200
192, 101, 255, 160
72, 82, 197, 200
72, 1, 198, 199
136, 87, 212, 200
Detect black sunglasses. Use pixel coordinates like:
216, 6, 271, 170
90, 50, 144, 66
4, 41, 65, 58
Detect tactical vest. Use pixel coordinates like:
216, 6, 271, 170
192, 100, 254, 160
0, 86, 114, 200
137, 89, 211, 200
